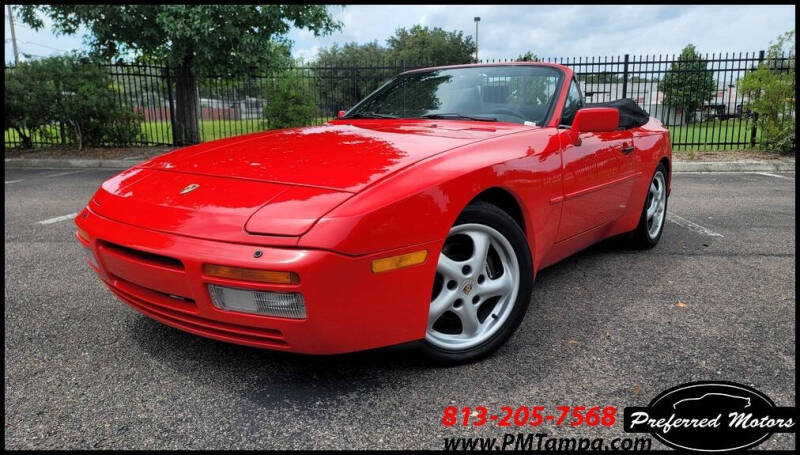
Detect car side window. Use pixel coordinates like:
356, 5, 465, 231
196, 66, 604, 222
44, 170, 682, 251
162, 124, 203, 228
560, 80, 583, 126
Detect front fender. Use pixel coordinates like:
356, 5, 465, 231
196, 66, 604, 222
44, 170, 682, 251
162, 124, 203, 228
298, 128, 564, 271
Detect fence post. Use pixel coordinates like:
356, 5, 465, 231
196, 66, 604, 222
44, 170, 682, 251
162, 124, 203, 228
347, 66, 356, 106
164, 66, 177, 146
750, 50, 765, 148
622, 54, 629, 99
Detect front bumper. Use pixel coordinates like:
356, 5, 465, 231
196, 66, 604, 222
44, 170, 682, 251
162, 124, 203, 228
75, 206, 441, 354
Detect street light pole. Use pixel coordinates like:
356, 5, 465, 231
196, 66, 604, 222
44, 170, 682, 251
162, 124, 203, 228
7, 4, 20, 65
474, 16, 480, 62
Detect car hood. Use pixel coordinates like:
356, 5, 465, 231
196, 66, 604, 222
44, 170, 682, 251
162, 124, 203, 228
91, 167, 353, 243
91, 120, 529, 242
139, 120, 529, 192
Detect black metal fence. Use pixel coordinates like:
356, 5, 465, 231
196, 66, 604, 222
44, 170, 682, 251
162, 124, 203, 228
541, 52, 794, 150
4, 51, 795, 151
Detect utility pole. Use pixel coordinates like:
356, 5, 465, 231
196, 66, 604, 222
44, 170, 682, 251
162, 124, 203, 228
474, 17, 480, 62
7, 4, 20, 65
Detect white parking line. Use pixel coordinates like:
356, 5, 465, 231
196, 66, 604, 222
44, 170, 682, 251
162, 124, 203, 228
755, 172, 795, 181
5, 180, 22, 184
668, 213, 724, 238
44, 170, 87, 178
36, 212, 79, 225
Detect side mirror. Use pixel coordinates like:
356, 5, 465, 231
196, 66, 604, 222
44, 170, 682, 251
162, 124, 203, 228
338, 110, 346, 119
571, 107, 619, 133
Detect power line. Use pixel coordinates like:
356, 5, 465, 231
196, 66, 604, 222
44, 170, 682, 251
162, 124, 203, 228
17, 40, 74, 53
11, 21, 38, 32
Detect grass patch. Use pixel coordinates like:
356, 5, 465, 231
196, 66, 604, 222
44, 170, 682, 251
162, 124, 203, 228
5, 117, 332, 149
671, 148, 789, 161
5, 118, 771, 153
667, 119, 760, 151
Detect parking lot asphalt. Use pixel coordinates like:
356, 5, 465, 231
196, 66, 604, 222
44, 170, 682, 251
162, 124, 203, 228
4, 168, 795, 450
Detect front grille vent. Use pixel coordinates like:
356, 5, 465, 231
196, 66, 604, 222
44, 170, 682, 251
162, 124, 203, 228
100, 241, 184, 270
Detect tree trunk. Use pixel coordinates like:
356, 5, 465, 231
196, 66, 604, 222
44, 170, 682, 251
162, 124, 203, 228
15, 127, 31, 149
174, 58, 201, 145
68, 119, 82, 151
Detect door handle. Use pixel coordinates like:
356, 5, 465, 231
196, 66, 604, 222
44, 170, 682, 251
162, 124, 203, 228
621, 144, 635, 154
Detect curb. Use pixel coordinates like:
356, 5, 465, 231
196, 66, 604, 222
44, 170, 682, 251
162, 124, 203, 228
672, 160, 795, 172
5, 158, 142, 169
5, 158, 144, 169
5, 158, 795, 173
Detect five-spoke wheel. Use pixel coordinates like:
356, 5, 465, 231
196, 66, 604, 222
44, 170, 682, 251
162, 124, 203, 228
422, 202, 533, 364
629, 163, 669, 249
646, 170, 667, 239
427, 224, 520, 350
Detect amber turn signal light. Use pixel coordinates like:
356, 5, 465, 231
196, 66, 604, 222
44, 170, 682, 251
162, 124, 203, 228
371, 250, 428, 273
77, 228, 90, 242
202, 264, 300, 285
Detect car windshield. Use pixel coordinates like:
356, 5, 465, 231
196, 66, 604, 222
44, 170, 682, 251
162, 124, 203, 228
345, 65, 563, 125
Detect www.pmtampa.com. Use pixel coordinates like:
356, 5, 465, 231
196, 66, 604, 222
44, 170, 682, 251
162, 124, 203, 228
443, 433, 653, 451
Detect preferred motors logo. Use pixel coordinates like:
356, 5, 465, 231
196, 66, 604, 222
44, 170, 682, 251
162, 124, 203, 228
624, 381, 796, 452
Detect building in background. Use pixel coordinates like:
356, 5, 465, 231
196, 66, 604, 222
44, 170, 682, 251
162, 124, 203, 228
581, 80, 745, 125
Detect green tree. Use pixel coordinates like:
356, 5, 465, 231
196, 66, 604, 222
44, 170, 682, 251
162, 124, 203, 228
316, 40, 391, 66
738, 30, 795, 153
311, 25, 475, 112
579, 71, 621, 84
660, 44, 716, 123
17, 5, 340, 145
515, 51, 539, 62
387, 25, 476, 66
262, 69, 317, 129
313, 41, 395, 111
315, 26, 476, 68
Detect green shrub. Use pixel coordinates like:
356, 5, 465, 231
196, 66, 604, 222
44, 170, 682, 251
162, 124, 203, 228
4, 55, 142, 149
4, 59, 61, 148
54, 58, 142, 148
738, 31, 795, 154
262, 69, 317, 129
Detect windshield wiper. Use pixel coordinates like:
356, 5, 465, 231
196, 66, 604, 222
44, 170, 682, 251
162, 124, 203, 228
345, 112, 399, 119
419, 113, 497, 122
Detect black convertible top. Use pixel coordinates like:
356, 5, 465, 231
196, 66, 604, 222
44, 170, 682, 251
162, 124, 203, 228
586, 98, 650, 129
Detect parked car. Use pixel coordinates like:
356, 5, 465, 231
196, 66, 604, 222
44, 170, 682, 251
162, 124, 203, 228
701, 103, 743, 121
75, 63, 672, 363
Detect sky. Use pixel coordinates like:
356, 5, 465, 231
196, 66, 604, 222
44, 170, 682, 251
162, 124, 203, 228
4, 4, 796, 65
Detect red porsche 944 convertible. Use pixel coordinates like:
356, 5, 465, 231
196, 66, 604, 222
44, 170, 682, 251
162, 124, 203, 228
76, 63, 671, 363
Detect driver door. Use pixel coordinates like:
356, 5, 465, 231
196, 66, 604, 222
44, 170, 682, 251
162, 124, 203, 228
557, 80, 635, 241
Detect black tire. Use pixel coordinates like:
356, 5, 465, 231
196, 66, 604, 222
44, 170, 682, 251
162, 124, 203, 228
421, 201, 533, 365
628, 163, 668, 249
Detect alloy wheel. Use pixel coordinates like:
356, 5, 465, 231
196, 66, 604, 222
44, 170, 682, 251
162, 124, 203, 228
427, 223, 520, 350
646, 171, 667, 239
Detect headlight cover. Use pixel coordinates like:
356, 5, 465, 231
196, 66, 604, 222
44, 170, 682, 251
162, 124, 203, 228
207, 285, 306, 319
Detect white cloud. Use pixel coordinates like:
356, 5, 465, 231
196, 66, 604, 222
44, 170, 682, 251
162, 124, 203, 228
4, 6, 88, 62
293, 45, 321, 64
6, 5, 794, 65
286, 4, 795, 61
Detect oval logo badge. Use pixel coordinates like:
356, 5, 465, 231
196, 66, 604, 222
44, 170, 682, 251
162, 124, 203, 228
624, 381, 795, 452
180, 183, 200, 194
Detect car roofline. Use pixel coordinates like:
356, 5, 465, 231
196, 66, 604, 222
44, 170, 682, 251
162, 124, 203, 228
399, 61, 571, 75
